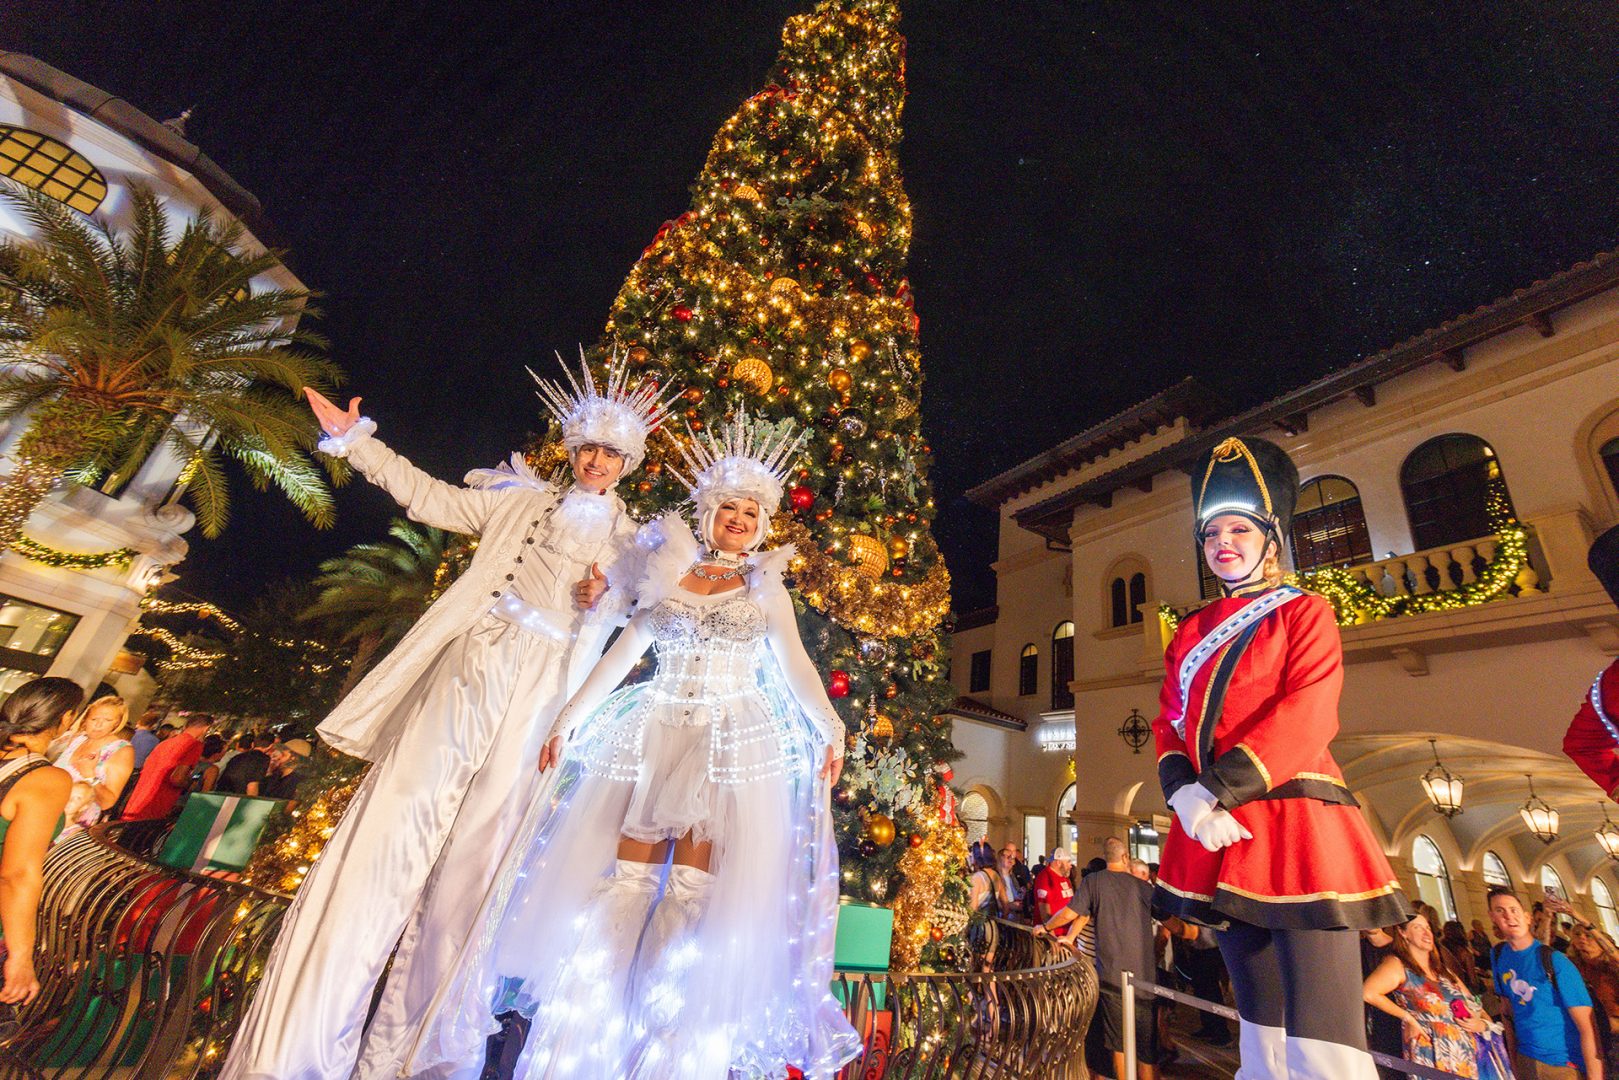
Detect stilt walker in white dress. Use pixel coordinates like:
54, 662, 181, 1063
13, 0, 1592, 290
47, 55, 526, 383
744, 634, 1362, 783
402, 414, 861, 1080
219, 352, 677, 1080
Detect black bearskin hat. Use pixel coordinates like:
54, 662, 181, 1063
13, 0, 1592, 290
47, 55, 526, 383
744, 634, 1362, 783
1591, 523, 1619, 609
1190, 436, 1301, 541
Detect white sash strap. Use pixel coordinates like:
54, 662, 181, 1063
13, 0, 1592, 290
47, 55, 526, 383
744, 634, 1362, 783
489, 592, 576, 644
1592, 670, 1619, 744
1173, 586, 1304, 738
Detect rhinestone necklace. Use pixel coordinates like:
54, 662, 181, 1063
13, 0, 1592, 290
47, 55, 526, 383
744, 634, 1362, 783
689, 559, 750, 581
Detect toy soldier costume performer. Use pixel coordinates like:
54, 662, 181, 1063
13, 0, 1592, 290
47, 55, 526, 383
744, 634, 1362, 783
1153, 436, 1411, 1080
1564, 524, 1619, 798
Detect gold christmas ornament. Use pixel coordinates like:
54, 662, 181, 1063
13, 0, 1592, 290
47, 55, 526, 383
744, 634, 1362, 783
771, 275, 800, 294
626, 345, 652, 366
855, 219, 875, 240
827, 368, 854, 393
733, 183, 762, 201
848, 338, 873, 362
886, 534, 909, 560
894, 396, 917, 420
871, 709, 895, 743
730, 356, 775, 394
848, 533, 889, 580
866, 812, 896, 847
773, 518, 951, 639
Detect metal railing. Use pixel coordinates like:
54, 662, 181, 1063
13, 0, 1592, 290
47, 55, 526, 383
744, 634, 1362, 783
18, 835, 1095, 1080
831, 919, 1099, 1078
12, 825, 288, 1079
1119, 970, 1471, 1080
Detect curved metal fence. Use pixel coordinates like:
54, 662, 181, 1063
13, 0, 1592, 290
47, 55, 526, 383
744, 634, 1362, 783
16, 833, 1095, 1079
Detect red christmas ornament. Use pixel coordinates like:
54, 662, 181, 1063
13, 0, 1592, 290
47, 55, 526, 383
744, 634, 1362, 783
671, 305, 694, 323
789, 485, 815, 511
908, 833, 924, 848
828, 670, 851, 698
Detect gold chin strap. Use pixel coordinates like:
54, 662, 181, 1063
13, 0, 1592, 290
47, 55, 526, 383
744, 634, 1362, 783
1197, 437, 1274, 523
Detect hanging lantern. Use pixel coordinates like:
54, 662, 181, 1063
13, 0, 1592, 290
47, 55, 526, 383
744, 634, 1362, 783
1420, 738, 1464, 818
1519, 775, 1560, 845
1597, 804, 1619, 861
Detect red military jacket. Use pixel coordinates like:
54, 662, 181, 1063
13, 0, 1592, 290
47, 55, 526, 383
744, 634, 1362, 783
1033, 866, 1075, 935
1152, 587, 1409, 931
1565, 658, 1619, 799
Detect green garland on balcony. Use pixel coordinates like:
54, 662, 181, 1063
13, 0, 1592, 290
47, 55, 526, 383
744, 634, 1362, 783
1294, 485, 1529, 625
11, 535, 136, 569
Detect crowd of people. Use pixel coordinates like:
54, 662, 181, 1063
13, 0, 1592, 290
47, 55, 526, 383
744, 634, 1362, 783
0, 676, 313, 1006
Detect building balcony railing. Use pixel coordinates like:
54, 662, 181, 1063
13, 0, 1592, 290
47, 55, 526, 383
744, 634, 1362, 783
15, 831, 1098, 1079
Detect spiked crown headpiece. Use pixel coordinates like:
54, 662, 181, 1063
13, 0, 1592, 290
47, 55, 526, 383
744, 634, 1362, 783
670, 413, 808, 552
530, 347, 679, 471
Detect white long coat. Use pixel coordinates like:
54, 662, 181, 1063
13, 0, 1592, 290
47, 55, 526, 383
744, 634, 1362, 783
316, 431, 637, 761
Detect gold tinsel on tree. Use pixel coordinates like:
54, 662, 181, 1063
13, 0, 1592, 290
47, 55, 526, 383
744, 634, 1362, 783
889, 782, 969, 970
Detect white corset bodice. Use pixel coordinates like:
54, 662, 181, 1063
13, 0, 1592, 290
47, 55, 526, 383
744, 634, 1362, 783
646, 589, 767, 725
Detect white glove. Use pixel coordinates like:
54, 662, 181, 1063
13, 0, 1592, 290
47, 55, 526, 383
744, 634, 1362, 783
1192, 809, 1253, 852
1168, 782, 1219, 838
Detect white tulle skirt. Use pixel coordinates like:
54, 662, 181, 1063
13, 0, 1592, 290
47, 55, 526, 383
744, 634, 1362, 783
402, 681, 859, 1080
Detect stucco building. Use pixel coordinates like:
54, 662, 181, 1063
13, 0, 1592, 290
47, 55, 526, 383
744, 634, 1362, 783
951, 251, 1619, 932
0, 53, 305, 702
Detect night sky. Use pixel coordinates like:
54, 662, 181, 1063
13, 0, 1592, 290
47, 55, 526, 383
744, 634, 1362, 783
8, 2, 1619, 614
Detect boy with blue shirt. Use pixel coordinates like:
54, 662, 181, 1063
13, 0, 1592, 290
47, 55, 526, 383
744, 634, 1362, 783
1488, 887, 1604, 1079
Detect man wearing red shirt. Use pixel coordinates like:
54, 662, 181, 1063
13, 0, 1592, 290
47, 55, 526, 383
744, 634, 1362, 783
1566, 525, 1619, 799
1033, 847, 1076, 935
120, 715, 211, 850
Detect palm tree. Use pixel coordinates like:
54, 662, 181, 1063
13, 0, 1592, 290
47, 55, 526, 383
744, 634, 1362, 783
302, 518, 461, 699
0, 180, 344, 548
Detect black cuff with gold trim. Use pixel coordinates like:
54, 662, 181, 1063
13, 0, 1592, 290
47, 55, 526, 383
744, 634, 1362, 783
1200, 744, 1271, 809
1159, 750, 1196, 803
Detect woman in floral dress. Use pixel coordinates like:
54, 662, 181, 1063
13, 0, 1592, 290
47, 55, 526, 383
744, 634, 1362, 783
1364, 915, 1495, 1078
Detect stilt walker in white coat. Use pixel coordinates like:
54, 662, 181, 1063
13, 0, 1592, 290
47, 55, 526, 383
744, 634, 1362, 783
218, 351, 677, 1080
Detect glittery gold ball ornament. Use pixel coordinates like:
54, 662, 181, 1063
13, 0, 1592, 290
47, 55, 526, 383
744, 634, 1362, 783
731, 356, 774, 394
849, 339, 873, 362
887, 535, 909, 560
626, 346, 652, 366
733, 183, 761, 201
894, 396, 917, 419
866, 813, 896, 847
848, 534, 889, 580
827, 368, 853, 393
771, 276, 800, 294
871, 710, 895, 741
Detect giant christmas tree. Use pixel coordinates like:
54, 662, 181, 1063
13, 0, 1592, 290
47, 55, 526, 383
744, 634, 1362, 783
596, 0, 964, 967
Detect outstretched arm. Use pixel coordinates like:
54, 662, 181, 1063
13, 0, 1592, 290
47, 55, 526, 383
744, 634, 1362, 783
306, 388, 501, 536
758, 584, 845, 779
539, 610, 656, 770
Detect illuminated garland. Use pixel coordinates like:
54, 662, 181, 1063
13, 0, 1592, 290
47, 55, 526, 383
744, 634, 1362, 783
1157, 603, 1181, 633
245, 767, 365, 893
775, 517, 950, 638
129, 624, 226, 665
1298, 486, 1528, 625
12, 534, 136, 569
141, 596, 242, 632
889, 785, 968, 969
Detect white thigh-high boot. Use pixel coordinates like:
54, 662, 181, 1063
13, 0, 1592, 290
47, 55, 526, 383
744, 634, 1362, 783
633, 864, 717, 1030
1235, 1020, 1289, 1080
517, 859, 661, 1077
1284, 1037, 1377, 1080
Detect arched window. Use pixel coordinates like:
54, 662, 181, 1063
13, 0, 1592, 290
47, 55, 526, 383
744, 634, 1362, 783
1482, 851, 1512, 889
0, 127, 107, 214
1594, 877, 1619, 938
1540, 864, 1567, 898
1129, 573, 1146, 623
960, 792, 990, 847
1057, 783, 1078, 853
1018, 644, 1038, 697
1110, 577, 1129, 627
1292, 476, 1373, 571
1412, 835, 1458, 921
1401, 434, 1517, 551
1601, 436, 1619, 503
1051, 622, 1075, 710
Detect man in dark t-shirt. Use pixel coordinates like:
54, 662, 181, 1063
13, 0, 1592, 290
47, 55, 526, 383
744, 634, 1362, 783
1037, 836, 1158, 1080
216, 748, 271, 795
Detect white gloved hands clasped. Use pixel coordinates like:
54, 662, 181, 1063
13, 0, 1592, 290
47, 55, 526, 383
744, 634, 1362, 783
1169, 782, 1252, 853
1192, 809, 1252, 852
1168, 782, 1219, 837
